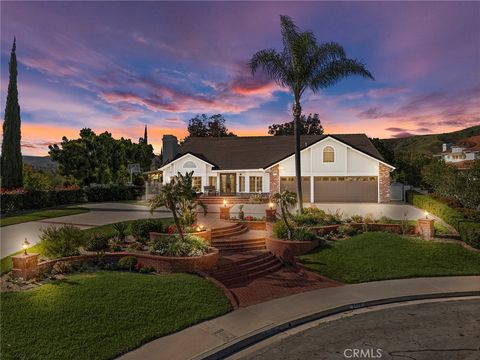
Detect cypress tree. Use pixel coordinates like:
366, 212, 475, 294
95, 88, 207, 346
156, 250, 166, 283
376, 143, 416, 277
1, 38, 23, 189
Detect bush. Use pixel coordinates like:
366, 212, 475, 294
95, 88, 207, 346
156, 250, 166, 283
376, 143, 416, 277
127, 241, 144, 251
84, 185, 143, 202
85, 233, 110, 254
117, 256, 138, 272
325, 210, 343, 225
149, 234, 208, 257
458, 222, 480, 249
272, 220, 317, 241
113, 222, 129, 242
51, 261, 73, 275
350, 215, 363, 223
273, 220, 289, 239
40, 225, 86, 258
337, 224, 361, 237
129, 219, 165, 244
406, 190, 465, 229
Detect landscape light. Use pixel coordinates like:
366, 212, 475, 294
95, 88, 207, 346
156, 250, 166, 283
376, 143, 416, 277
196, 226, 201, 232
22, 238, 30, 255
199, 224, 205, 230
269, 202, 274, 209
223, 199, 228, 207
424, 211, 429, 219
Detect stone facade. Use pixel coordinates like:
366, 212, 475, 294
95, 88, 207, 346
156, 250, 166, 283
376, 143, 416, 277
268, 165, 280, 194
378, 163, 391, 203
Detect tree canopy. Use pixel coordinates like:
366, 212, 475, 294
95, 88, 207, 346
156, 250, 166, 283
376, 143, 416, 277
187, 114, 236, 138
48, 128, 154, 186
268, 113, 324, 136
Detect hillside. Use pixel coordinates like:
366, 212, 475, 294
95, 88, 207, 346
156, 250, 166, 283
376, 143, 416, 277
381, 125, 480, 154
23, 155, 57, 171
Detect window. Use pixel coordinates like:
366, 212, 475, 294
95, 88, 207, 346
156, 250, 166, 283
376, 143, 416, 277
208, 176, 217, 189
239, 176, 245, 192
192, 177, 202, 191
183, 161, 196, 169
323, 146, 334, 163
249, 176, 262, 192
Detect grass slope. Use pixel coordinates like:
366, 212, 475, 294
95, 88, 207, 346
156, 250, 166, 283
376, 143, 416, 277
0, 207, 89, 227
300, 232, 480, 283
382, 125, 480, 154
0, 271, 232, 360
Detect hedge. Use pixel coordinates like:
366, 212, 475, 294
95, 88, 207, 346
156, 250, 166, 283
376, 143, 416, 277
1, 185, 144, 213
406, 190, 465, 229
406, 190, 479, 249
458, 222, 480, 249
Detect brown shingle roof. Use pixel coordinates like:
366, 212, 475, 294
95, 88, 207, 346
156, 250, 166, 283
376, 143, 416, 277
170, 134, 386, 170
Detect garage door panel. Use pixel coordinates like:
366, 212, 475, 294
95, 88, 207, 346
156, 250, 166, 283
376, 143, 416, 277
314, 177, 377, 203
280, 177, 310, 203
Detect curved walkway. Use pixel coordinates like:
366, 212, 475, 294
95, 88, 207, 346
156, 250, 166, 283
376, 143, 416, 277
0, 202, 170, 257
118, 276, 480, 360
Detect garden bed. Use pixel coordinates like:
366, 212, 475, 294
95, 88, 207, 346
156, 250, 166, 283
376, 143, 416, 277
266, 237, 320, 262
150, 229, 212, 242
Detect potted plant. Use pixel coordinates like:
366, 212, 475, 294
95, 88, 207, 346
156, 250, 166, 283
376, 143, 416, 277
238, 204, 245, 220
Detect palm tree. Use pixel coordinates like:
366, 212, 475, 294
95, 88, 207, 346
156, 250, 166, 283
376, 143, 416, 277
250, 15, 374, 212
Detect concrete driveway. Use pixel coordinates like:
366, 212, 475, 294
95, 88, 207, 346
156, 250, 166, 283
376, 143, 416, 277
0, 202, 171, 257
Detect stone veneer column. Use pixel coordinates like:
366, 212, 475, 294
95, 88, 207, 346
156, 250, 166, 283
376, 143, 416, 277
378, 163, 391, 203
268, 165, 280, 194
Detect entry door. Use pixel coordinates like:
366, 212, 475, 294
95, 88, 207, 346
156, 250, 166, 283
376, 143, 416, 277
220, 173, 236, 194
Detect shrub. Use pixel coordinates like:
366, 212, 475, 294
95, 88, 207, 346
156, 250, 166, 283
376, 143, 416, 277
84, 233, 110, 254
129, 219, 165, 244
117, 256, 138, 272
149, 234, 208, 257
249, 193, 264, 204
337, 224, 360, 237
273, 220, 289, 239
292, 227, 318, 241
325, 210, 343, 225
458, 222, 480, 249
127, 241, 144, 251
40, 225, 86, 258
113, 222, 129, 242
84, 185, 143, 202
51, 261, 73, 275
110, 244, 122, 252
350, 215, 363, 223
406, 190, 465, 229
139, 266, 155, 274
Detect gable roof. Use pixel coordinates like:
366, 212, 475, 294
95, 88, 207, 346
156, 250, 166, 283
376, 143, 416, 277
163, 134, 389, 170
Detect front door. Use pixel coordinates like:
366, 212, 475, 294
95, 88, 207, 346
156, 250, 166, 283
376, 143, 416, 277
220, 173, 236, 194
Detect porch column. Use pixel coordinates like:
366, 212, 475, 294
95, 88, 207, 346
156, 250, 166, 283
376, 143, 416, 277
245, 175, 250, 193
310, 175, 314, 203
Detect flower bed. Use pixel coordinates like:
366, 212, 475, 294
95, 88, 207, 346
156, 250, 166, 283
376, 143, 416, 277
266, 237, 320, 263
308, 223, 416, 236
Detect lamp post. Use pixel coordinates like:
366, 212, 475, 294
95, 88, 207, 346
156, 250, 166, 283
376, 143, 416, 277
424, 211, 429, 219
266, 202, 277, 222
22, 238, 30, 255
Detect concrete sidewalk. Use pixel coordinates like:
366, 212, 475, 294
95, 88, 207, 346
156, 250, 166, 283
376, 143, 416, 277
118, 276, 480, 360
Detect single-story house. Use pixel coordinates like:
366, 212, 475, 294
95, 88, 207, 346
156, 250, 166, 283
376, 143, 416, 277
159, 134, 394, 203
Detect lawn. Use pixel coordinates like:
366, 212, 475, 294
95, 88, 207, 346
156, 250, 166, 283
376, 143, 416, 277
300, 232, 480, 284
0, 271, 232, 360
0, 206, 89, 227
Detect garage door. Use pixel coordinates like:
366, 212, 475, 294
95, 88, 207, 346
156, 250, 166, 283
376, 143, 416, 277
314, 176, 378, 203
280, 177, 311, 202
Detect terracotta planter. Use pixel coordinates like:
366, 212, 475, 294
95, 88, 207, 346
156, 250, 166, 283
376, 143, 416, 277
266, 237, 320, 263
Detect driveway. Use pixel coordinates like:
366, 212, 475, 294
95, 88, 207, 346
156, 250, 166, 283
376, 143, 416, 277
240, 299, 480, 360
0, 202, 171, 257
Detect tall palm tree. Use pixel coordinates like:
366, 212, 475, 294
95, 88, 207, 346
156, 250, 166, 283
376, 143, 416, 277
250, 15, 374, 212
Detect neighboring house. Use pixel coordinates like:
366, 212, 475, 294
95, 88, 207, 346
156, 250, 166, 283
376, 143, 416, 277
438, 136, 480, 169
158, 134, 394, 203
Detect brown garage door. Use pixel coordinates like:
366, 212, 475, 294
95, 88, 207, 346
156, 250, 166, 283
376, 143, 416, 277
280, 177, 311, 202
314, 176, 378, 203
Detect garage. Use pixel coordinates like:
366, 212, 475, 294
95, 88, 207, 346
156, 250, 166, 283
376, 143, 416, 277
280, 177, 311, 202
314, 176, 378, 203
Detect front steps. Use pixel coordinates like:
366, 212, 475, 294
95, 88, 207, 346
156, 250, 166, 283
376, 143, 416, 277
211, 223, 249, 239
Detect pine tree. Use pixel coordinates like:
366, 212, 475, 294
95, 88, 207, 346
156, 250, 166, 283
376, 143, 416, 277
1, 38, 23, 189
143, 125, 148, 144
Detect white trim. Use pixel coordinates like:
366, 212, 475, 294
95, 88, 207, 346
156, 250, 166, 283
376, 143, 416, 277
159, 153, 215, 171
264, 135, 395, 170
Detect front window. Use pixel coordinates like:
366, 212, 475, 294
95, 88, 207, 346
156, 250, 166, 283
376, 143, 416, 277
192, 176, 202, 191
323, 146, 334, 163
208, 176, 217, 189
249, 176, 262, 192
239, 176, 245, 192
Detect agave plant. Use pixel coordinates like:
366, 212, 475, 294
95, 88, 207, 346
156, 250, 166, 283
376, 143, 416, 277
113, 222, 128, 242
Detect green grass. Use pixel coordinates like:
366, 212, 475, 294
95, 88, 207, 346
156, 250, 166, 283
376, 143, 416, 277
300, 232, 480, 284
0, 271, 232, 360
0, 206, 89, 227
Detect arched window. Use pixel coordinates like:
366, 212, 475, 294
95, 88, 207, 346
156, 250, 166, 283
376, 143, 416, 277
323, 146, 335, 163
183, 161, 197, 169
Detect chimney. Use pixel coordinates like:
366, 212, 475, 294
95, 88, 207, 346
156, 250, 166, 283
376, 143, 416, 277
162, 135, 178, 163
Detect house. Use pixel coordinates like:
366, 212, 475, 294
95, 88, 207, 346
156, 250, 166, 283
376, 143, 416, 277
158, 134, 395, 203
438, 136, 480, 169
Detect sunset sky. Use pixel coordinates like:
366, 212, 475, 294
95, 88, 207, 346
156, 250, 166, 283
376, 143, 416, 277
1, 1, 479, 156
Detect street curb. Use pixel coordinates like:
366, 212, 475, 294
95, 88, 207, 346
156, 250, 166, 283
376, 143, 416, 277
196, 290, 480, 360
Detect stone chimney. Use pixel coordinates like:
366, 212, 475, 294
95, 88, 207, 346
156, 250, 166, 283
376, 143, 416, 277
162, 135, 178, 163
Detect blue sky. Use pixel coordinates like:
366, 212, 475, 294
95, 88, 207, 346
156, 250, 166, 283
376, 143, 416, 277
1, 1, 479, 155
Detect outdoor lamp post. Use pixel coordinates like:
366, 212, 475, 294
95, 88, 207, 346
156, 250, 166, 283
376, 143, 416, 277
223, 199, 228, 207
22, 238, 30, 255
424, 211, 429, 219
268, 202, 274, 210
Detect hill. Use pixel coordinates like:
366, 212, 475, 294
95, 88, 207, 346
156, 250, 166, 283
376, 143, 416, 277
381, 125, 480, 154
23, 155, 57, 171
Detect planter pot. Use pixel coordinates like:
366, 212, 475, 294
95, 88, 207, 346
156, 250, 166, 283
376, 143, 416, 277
266, 237, 320, 263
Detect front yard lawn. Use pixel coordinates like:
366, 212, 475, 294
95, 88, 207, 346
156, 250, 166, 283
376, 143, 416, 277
300, 232, 480, 284
0, 271, 232, 360
0, 206, 89, 227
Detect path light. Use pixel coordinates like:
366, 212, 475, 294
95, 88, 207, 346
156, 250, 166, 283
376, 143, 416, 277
199, 224, 205, 230
195, 226, 201, 232
424, 211, 429, 219
22, 238, 30, 255
223, 199, 228, 207
268, 202, 274, 210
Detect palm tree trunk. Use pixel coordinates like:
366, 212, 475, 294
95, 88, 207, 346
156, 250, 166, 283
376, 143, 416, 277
293, 100, 304, 213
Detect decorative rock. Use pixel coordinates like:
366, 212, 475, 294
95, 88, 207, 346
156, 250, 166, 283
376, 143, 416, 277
12, 253, 39, 280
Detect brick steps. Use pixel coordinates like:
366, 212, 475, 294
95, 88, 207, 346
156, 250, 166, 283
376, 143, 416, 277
211, 223, 249, 239
211, 238, 266, 252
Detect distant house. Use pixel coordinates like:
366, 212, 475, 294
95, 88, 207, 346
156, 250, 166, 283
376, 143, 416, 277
438, 136, 480, 169
157, 134, 395, 203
